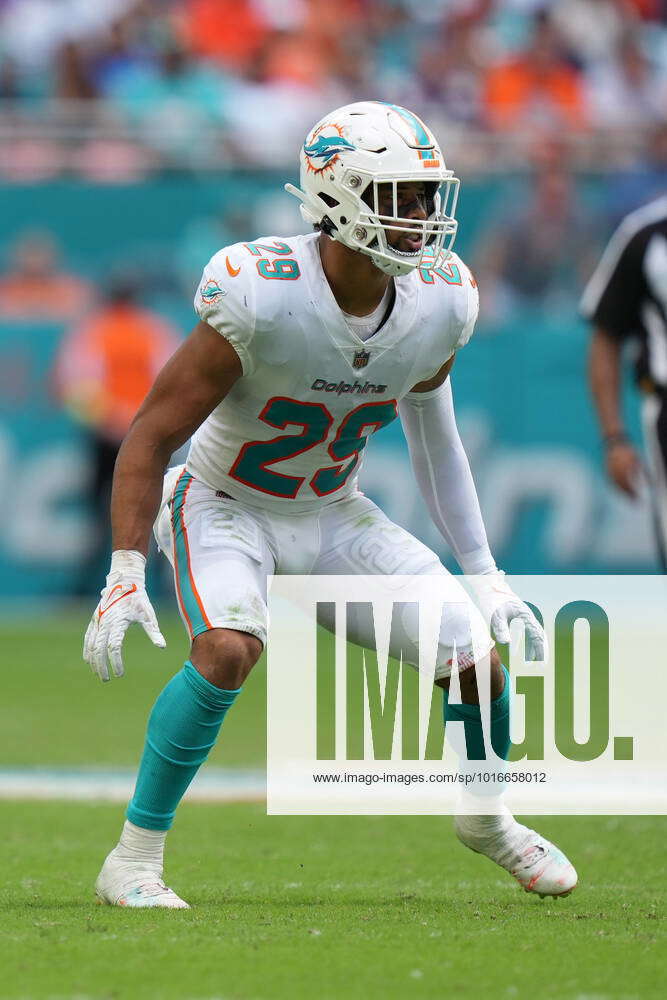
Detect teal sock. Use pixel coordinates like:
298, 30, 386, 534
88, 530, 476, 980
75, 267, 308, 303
127, 661, 240, 830
443, 665, 511, 762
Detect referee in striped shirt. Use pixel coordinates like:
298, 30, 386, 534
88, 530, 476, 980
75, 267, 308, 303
582, 194, 667, 570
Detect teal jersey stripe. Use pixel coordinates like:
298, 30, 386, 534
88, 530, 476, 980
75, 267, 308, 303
171, 471, 210, 637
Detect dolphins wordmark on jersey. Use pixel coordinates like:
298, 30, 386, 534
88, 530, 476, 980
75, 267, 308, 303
187, 232, 478, 512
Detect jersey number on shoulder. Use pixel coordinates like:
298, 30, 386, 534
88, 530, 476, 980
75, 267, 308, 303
245, 241, 300, 281
229, 396, 398, 499
419, 261, 461, 285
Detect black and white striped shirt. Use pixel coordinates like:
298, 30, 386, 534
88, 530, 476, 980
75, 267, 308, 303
581, 195, 667, 389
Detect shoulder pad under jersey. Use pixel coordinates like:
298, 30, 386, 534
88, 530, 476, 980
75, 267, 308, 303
194, 236, 306, 374
417, 250, 479, 354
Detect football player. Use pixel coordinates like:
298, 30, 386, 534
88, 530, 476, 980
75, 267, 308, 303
84, 102, 577, 908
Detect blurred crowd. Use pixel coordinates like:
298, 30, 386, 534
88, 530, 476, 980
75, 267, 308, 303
0, 0, 666, 177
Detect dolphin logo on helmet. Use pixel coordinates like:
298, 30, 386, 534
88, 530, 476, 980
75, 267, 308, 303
303, 123, 356, 174
304, 134, 356, 164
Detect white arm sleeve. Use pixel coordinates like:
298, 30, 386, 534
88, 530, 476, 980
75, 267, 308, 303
399, 379, 496, 575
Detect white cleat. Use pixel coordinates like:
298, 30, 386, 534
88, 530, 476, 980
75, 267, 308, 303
95, 848, 190, 909
455, 812, 578, 898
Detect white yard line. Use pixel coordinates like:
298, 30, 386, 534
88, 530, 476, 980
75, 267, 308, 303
0, 768, 265, 802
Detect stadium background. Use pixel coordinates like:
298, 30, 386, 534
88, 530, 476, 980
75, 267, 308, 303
2, 0, 666, 603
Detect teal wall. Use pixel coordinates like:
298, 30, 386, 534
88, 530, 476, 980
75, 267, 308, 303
0, 176, 657, 598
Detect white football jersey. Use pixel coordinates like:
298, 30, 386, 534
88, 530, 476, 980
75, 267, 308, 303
187, 232, 478, 512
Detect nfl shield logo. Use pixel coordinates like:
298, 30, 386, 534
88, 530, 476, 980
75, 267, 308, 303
353, 349, 370, 369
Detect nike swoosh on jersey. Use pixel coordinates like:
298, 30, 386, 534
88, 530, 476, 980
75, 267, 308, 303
226, 256, 241, 277
98, 583, 138, 618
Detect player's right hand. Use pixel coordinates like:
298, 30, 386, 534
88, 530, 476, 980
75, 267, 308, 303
83, 550, 166, 682
606, 441, 642, 498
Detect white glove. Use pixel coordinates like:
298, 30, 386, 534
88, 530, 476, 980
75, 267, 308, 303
468, 570, 547, 662
83, 550, 166, 682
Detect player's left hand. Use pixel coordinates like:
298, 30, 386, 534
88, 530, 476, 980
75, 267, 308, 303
83, 550, 166, 682
468, 571, 547, 661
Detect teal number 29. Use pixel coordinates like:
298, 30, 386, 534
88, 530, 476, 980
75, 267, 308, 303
230, 397, 332, 498
257, 258, 300, 280
229, 396, 397, 499
244, 241, 301, 281
310, 401, 398, 496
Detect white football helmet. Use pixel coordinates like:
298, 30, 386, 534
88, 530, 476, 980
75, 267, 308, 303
285, 101, 459, 277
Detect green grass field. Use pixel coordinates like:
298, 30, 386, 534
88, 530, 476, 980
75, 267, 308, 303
1, 613, 665, 1000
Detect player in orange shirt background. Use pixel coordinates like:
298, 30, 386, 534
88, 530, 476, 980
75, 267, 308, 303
54, 275, 180, 594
